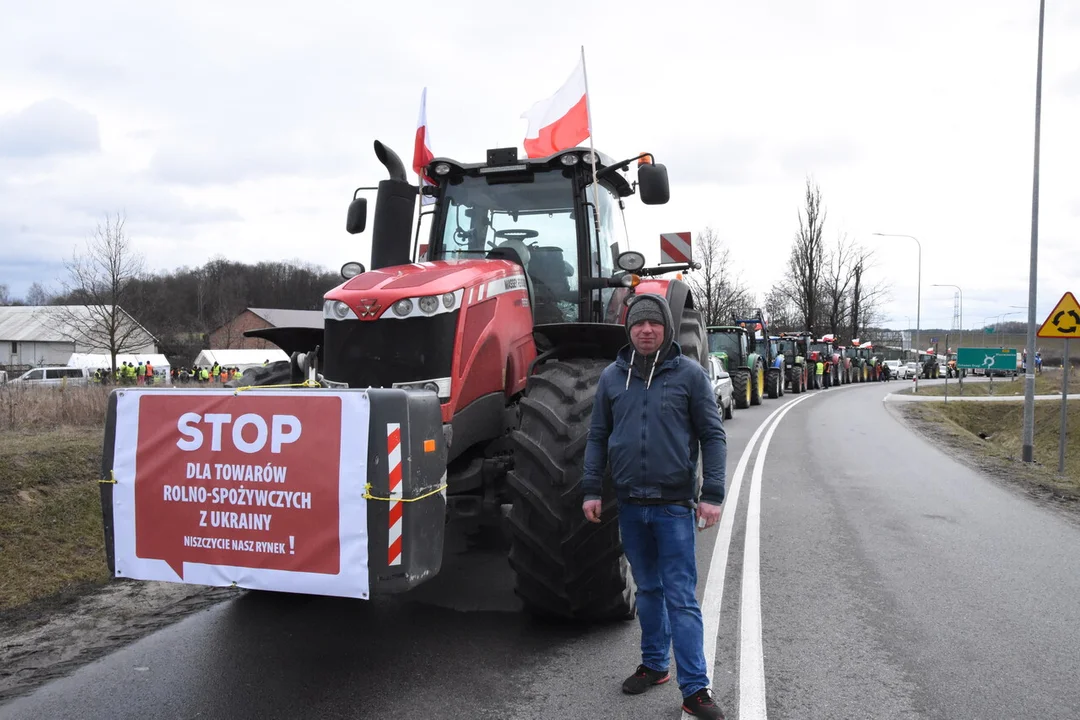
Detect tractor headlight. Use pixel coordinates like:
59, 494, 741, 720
323, 299, 358, 321
392, 299, 413, 317
442, 292, 456, 309
331, 301, 351, 320
418, 295, 439, 314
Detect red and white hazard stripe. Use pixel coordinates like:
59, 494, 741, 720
387, 423, 403, 566
660, 232, 692, 264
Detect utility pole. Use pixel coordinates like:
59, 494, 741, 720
1022, 0, 1045, 463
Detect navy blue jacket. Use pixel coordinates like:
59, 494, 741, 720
582, 342, 727, 505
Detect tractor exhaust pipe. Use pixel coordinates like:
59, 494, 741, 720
370, 141, 417, 270
374, 140, 408, 182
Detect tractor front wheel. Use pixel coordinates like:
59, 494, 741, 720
751, 363, 764, 406
506, 358, 635, 622
766, 367, 781, 399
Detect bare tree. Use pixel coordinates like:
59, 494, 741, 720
781, 177, 828, 334
762, 284, 799, 331
846, 246, 889, 340
0, 284, 11, 305
49, 213, 153, 371
686, 226, 754, 326
823, 233, 856, 338
25, 282, 51, 306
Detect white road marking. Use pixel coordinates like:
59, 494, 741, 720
699, 397, 801, 683
738, 394, 810, 719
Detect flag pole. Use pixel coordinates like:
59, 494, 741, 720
579, 45, 605, 261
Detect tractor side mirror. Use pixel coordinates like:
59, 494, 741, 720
346, 197, 368, 235
638, 163, 670, 205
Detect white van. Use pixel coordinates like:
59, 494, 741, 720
13, 366, 92, 386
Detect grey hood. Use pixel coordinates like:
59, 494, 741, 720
622, 293, 675, 390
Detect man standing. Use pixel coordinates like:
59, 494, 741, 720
582, 293, 727, 720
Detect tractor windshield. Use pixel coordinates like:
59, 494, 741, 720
708, 332, 743, 359
810, 343, 831, 356
777, 340, 799, 357
437, 172, 581, 322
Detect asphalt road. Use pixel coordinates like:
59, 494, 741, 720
3, 379, 1079, 720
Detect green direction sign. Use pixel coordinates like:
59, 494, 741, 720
956, 347, 1017, 370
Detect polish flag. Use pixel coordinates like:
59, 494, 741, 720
521, 57, 591, 159
412, 87, 436, 206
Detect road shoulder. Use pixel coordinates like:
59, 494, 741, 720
888, 400, 1080, 521
0, 579, 236, 703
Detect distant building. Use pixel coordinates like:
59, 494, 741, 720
209, 308, 323, 350
0, 305, 157, 368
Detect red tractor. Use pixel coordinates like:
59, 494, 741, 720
235, 141, 708, 621
808, 336, 843, 388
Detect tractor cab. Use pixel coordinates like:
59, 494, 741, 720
707, 327, 748, 371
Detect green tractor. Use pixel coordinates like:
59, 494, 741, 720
707, 323, 768, 409
845, 343, 870, 383
777, 332, 812, 393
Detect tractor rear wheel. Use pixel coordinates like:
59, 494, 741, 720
678, 308, 708, 367
732, 368, 752, 409
506, 358, 635, 621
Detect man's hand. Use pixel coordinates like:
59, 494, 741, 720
583, 499, 602, 523
696, 501, 722, 530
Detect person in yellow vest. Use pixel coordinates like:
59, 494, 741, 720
125, 362, 137, 384
815, 360, 825, 389
200, 366, 210, 382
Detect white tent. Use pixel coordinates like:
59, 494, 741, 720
67, 352, 172, 385
192, 349, 288, 373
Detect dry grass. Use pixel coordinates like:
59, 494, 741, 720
0, 383, 111, 432
900, 368, 1080, 397
900, 400, 1080, 501
0, 427, 109, 611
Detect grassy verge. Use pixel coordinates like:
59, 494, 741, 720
0, 427, 109, 611
898, 400, 1080, 501
898, 368, 1080, 397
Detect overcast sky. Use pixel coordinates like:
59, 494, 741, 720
2, 0, 1078, 333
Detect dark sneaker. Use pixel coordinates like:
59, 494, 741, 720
621, 664, 670, 694
682, 688, 725, 719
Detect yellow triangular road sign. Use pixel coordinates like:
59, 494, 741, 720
1037, 291, 1080, 338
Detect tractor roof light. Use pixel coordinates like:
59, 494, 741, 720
637, 153, 654, 166
433, 163, 452, 176
559, 153, 580, 166
581, 151, 598, 164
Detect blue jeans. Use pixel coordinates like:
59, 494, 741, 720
618, 502, 709, 697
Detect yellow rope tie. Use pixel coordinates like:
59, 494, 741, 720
363, 483, 447, 503
232, 380, 323, 394
98, 470, 118, 484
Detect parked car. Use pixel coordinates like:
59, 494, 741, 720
708, 355, 734, 420
903, 362, 917, 379
884, 360, 903, 380
12, 366, 92, 386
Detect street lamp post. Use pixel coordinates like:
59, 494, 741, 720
933, 284, 963, 350
874, 232, 922, 391
1022, 0, 1046, 463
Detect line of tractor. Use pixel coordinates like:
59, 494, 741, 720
707, 311, 903, 411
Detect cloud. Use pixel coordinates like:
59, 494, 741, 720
0, 98, 100, 158
146, 139, 359, 187
1060, 66, 1080, 97
779, 137, 861, 176
655, 136, 767, 186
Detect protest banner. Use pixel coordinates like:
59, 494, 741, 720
109, 388, 370, 599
